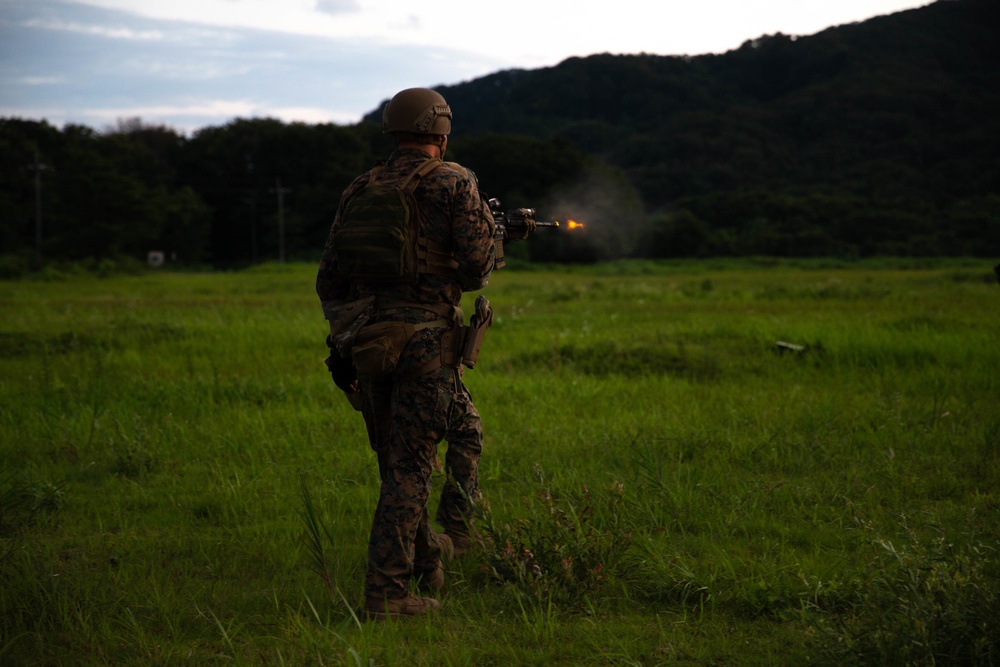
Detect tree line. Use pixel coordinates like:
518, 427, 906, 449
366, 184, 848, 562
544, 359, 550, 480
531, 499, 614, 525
0, 117, 604, 270
1, 0, 997, 273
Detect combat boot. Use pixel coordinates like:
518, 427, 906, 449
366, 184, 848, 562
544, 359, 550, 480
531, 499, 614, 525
435, 533, 455, 561
363, 593, 440, 621
416, 561, 445, 592
415, 534, 453, 592
445, 530, 477, 557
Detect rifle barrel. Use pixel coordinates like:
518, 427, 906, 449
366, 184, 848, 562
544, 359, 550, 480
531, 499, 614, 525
535, 221, 559, 227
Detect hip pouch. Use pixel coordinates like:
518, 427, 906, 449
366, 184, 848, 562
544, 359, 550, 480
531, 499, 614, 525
439, 319, 464, 369
460, 294, 493, 369
351, 321, 416, 376
327, 295, 377, 357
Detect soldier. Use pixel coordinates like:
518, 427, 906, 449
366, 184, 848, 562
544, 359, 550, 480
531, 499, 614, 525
316, 88, 496, 620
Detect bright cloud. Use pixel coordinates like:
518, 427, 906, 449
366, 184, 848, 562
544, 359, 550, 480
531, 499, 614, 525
23, 17, 165, 41
18, 76, 68, 85
61, 0, 933, 63
314, 0, 362, 15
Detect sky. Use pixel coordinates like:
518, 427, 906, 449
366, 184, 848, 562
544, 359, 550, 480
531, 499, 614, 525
1, 0, 932, 135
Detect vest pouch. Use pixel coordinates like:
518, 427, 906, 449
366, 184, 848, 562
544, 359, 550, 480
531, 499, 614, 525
351, 321, 416, 376
332, 158, 443, 283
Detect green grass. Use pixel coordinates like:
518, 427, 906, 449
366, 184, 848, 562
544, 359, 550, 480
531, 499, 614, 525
1, 259, 998, 665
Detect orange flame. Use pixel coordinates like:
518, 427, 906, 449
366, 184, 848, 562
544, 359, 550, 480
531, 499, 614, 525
565, 219, 585, 230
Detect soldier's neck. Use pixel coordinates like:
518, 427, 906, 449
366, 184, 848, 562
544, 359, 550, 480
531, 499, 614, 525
397, 140, 445, 159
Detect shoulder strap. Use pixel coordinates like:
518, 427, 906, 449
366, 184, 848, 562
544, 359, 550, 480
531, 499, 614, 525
362, 157, 439, 192
399, 158, 458, 277
398, 157, 443, 192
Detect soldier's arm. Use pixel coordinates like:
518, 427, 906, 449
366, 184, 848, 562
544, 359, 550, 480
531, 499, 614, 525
449, 170, 496, 292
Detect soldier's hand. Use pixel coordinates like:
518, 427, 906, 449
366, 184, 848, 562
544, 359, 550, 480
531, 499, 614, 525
505, 208, 536, 240
324, 352, 358, 393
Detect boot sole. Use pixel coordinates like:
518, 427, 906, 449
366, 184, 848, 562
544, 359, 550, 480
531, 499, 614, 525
363, 608, 437, 622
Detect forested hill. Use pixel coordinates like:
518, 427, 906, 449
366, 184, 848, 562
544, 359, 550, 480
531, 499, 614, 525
370, 0, 1000, 258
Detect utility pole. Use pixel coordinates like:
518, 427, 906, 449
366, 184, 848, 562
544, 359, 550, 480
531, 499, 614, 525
270, 178, 291, 263
29, 148, 51, 255
242, 196, 258, 263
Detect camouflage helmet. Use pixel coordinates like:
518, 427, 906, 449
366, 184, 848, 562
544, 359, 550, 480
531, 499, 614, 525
382, 87, 452, 136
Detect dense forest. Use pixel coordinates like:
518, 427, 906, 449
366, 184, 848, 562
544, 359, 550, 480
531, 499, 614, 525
1, 0, 997, 272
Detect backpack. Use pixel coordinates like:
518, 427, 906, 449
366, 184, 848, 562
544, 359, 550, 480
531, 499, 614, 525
333, 157, 456, 283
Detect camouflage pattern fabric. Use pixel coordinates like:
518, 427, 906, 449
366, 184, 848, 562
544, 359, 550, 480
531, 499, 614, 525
317, 148, 495, 317
316, 147, 495, 600
360, 366, 483, 597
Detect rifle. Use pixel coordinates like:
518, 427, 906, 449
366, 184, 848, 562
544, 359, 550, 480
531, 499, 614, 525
488, 198, 559, 270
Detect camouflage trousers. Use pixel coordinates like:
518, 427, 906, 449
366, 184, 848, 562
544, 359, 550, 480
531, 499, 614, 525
360, 364, 483, 600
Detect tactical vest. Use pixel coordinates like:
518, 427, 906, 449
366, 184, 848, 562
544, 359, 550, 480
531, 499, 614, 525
332, 157, 459, 283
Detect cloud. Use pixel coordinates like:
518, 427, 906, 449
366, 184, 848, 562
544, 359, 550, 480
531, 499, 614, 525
0, 100, 358, 134
0, 0, 507, 133
18, 76, 67, 86
269, 105, 353, 124
399, 14, 421, 32
314, 0, 361, 15
22, 17, 165, 41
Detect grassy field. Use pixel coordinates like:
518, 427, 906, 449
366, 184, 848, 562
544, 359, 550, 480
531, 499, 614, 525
1, 259, 998, 665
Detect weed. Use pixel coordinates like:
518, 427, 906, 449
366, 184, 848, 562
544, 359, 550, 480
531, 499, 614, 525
0, 469, 64, 535
513, 339, 719, 379
299, 472, 338, 596
0, 468, 65, 563
0, 323, 184, 359
109, 441, 157, 479
812, 522, 1000, 665
476, 465, 632, 610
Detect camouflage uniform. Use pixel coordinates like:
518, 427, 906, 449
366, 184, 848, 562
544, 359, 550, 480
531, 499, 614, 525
316, 147, 495, 601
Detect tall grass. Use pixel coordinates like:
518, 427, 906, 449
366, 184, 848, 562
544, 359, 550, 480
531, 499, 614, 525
1, 260, 997, 664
